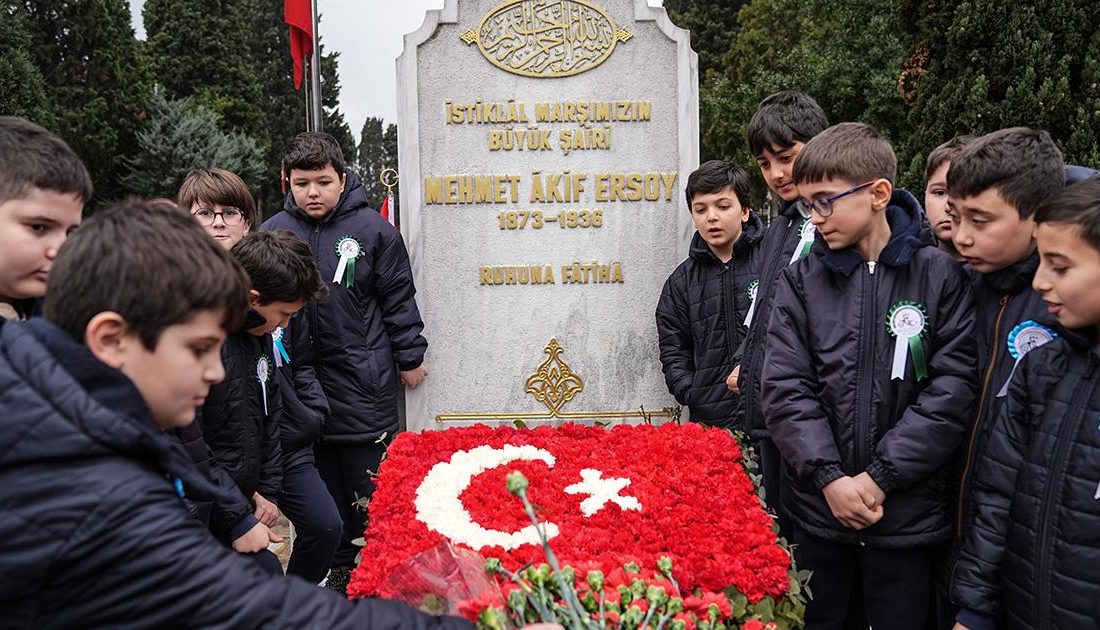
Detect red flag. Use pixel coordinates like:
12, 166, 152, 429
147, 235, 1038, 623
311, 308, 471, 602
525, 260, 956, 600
348, 423, 791, 604
284, 0, 313, 90
379, 191, 395, 226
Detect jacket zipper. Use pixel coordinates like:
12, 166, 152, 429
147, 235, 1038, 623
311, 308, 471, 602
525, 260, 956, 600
955, 295, 1011, 537
1034, 357, 1097, 628
308, 222, 325, 437
856, 261, 877, 473
853, 261, 877, 546
722, 263, 738, 357
745, 217, 798, 431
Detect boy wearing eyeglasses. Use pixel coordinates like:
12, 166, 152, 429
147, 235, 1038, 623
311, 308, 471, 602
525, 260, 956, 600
762, 122, 977, 628
179, 168, 258, 250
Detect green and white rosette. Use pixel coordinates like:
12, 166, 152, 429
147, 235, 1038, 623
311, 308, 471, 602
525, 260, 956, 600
332, 236, 362, 288
272, 326, 290, 368
743, 279, 760, 327
886, 301, 929, 382
788, 218, 816, 265
996, 320, 1057, 397
256, 355, 272, 416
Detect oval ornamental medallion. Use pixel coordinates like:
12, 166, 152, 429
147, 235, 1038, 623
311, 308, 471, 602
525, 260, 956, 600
461, 0, 633, 78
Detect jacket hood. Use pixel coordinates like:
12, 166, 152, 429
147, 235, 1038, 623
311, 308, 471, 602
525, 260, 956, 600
282, 168, 371, 224
778, 197, 806, 221
689, 210, 765, 263
817, 188, 927, 275
0, 320, 238, 505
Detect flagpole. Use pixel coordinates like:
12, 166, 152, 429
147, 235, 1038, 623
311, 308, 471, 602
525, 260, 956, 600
309, 0, 323, 131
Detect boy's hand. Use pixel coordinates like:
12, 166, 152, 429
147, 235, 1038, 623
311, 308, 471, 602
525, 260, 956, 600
232, 522, 282, 554
401, 365, 428, 389
822, 476, 883, 530
853, 471, 886, 509
726, 365, 741, 394
252, 492, 281, 527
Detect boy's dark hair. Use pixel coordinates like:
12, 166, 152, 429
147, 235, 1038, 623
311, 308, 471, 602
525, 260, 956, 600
685, 160, 752, 209
792, 122, 897, 185
1035, 175, 1100, 253
0, 116, 93, 206
178, 169, 259, 228
947, 127, 1065, 219
924, 135, 977, 182
44, 201, 250, 349
282, 132, 346, 177
231, 230, 329, 305
746, 91, 829, 157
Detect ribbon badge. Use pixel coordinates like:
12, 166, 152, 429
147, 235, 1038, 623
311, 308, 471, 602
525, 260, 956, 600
997, 320, 1057, 397
256, 355, 272, 416
332, 236, 362, 288
272, 326, 291, 368
788, 218, 816, 265
743, 279, 760, 327
887, 301, 928, 382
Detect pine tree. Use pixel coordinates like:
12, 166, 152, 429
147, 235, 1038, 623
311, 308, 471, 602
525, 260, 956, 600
142, 0, 267, 139
16, 0, 152, 205
121, 89, 265, 199
904, 1, 1100, 181
704, 0, 912, 188
0, 4, 53, 125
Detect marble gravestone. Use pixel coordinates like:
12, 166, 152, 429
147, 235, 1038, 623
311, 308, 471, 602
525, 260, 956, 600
398, 0, 699, 431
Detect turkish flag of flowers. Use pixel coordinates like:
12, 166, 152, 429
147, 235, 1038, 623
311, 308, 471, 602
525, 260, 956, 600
348, 422, 790, 603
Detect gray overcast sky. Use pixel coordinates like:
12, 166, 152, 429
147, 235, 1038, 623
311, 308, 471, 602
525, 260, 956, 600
128, 1, 661, 140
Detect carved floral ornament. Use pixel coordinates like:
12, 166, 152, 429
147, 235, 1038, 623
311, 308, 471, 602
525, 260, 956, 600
461, 0, 634, 78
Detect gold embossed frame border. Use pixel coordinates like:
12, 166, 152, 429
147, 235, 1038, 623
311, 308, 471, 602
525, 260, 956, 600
461, 0, 634, 78
436, 338, 672, 423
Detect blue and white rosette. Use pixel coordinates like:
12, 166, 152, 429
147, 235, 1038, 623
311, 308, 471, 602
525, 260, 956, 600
272, 327, 290, 367
332, 236, 362, 288
743, 279, 760, 327
887, 301, 929, 381
256, 355, 272, 416
997, 320, 1057, 397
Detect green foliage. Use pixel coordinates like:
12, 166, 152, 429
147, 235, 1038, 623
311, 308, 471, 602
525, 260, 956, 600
903, 1, 1100, 182
15, 0, 152, 206
0, 5, 53, 125
120, 89, 264, 200
702, 0, 912, 195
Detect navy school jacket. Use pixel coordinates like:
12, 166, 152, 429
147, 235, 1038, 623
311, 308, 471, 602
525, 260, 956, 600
0, 319, 471, 629
952, 165, 1100, 569
953, 328, 1100, 630
737, 199, 819, 439
762, 190, 978, 547
272, 320, 330, 463
263, 170, 427, 443
198, 310, 283, 502
656, 212, 764, 427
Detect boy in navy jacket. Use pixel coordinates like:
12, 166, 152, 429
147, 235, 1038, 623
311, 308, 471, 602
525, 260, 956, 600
0, 201, 469, 628
734, 91, 829, 524
953, 176, 1100, 629
0, 117, 89, 321
763, 123, 977, 628
656, 160, 763, 428
263, 132, 428, 572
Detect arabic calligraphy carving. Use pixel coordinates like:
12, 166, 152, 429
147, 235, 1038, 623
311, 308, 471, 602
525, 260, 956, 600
462, 0, 633, 78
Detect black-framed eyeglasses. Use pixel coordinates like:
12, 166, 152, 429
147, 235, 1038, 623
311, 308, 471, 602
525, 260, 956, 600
192, 207, 245, 226
797, 181, 875, 218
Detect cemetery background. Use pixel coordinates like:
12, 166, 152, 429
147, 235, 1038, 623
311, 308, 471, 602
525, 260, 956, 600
4, 1, 1099, 215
